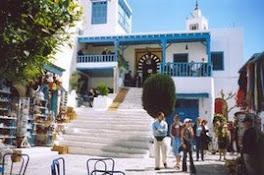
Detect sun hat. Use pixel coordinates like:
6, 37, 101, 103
184, 118, 192, 123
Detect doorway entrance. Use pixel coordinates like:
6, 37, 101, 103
166, 99, 199, 126
137, 52, 160, 82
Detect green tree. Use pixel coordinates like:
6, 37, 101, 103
142, 74, 176, 118
0, 0, 82, 84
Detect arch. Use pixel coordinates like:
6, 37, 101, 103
137, 53, 161, 82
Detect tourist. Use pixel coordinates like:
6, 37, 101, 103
88, 88, 95, 107
102, 48, 108, 55
201, 119, 209, 158
152, 111, 168, 170
193, 117, 203, 161
77, 48, 84, 55
170, 114, 182, 169
124, 70, 132, 87
217, 123, 230, 161
242, 117, 258, 175
181, 118, 196, 173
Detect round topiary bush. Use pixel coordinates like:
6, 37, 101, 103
142, 74, 176, 118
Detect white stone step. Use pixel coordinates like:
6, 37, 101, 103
61, 135, 150, 148
68, 146, 148, 158
73, 114, 152, 122
67, 123, 151, 131
60, 140, 149, 154
65, 128, 152, 137
71, 119, 152, 128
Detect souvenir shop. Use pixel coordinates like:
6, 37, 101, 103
0, 63, 69, 151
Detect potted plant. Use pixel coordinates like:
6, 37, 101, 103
96, 82, 109, 96
93, 83, 111, 109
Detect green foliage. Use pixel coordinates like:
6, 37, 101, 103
0, 0, 82, 84
142, 74, 176, 118
69, 72, 80, 90
96, 83, 109, 96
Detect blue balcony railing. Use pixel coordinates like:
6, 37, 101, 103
77, 54, 117, 63
160, 62, 212, 77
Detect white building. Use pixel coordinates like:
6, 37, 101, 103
57, 0, 243, 123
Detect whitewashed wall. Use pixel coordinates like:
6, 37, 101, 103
81, 0, 127, 36
210, 28, 243, 77
52, 30, 79, 92
210, 28, 243, 120
173, 77, 215, 123
166, 42, 207, 62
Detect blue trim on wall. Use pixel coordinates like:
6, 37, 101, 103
206, 35, 211, 63
44, 64, 65, 76
118, 0, 132, 17
161, 39, 167, 65
176, 93, 209, 99
77, 67, 116, 70
78, 32, 211, 45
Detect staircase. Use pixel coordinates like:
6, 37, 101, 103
60, 88, 153, 158
108, 88, 129, 110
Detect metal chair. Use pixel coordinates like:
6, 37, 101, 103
87, 158, 115, 175
50, 157, 65, 175
1, 153, 29, 175
90, 169, 125, 175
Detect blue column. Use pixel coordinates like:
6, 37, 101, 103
161, 39, 167, 73
206, 35, 211, 63
114, 40, 119, 61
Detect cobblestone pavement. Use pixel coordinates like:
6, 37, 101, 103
14, 147, 236, 175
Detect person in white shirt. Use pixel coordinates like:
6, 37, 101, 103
152, 111, 168, 170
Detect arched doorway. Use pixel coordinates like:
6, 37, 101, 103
137, 52, 161, 82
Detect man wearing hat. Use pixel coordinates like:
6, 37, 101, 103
242, 117, 258, 175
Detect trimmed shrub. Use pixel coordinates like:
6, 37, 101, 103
142, 74, 176, 118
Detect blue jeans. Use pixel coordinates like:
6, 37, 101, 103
172, 137, 181, 157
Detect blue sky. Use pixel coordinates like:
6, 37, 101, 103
126, 0, 264, 62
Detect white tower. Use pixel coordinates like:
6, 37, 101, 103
80, 0, 132, 36
186, 1, 208, 31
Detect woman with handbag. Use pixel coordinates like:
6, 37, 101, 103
181, 118, 196, 174
152, 111, 168, 170
170, 114, 182, 169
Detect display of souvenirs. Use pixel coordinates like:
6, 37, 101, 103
32, 97, 54, 146
0, 83, 15, 146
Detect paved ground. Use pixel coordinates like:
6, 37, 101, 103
8, 147, 236, 175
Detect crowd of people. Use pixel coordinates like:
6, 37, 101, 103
152, 112, 262, 174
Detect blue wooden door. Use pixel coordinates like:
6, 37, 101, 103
166, 99, 199, 127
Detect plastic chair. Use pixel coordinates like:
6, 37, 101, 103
86, 158, 115, 175
1, 153, 29, 175
90, 169, 125, 175
50, 157, 65, 175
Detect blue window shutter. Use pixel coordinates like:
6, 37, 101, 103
211, 52, 224, 70
92, 1, 107, 24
